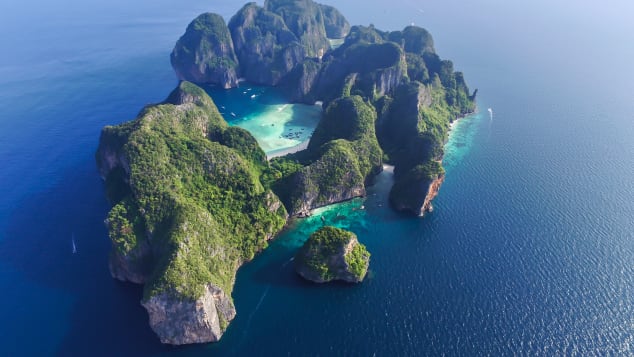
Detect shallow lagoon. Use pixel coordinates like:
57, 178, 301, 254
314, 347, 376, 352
203, 84, 322, 158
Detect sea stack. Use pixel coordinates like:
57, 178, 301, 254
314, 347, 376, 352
295, 226, 370, 283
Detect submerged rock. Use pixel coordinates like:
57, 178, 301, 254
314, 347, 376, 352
295, 226, 370, 283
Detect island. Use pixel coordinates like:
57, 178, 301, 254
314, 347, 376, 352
295, 226, 370, 283
96, 0, 475, 345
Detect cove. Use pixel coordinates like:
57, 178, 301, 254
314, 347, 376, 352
203, 84, 322, 158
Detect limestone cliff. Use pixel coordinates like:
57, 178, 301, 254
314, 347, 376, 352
264, 0, 331, 58
295, 226, 370, 283
228, 3, 305, 85
319, 4, 350, 39
171, 13, 239, 88
310, 41, 407, 103
390, 168, 445, 216
141, 284, 236, 345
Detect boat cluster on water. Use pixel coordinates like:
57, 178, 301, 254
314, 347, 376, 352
280, 127, 313, 140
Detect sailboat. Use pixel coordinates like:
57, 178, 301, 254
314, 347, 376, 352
72, 234, 77, 254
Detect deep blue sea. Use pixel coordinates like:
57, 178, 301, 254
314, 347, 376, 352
1, 0, 633, 355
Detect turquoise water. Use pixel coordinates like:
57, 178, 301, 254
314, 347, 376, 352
1, 0, 634, 355
203, 85, 322, 157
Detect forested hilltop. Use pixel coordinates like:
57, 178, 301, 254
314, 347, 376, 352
97, 0, 475, 346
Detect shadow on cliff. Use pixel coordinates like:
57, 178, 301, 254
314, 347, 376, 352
0, 163, 172, 356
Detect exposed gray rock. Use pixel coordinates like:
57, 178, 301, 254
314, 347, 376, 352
108, 237, 152, 284
264, 0, 331, 58
283, 59, 323, 103
319, 4, 350, 39
228, 3, 306, 85
171, 13, 240, 88
142, 284, 236, 345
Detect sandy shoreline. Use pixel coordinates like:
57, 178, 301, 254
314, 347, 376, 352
267, 140, 310, 160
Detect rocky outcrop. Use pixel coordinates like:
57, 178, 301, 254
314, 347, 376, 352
283, 59, 323, 103
281, 146, 366, 217
228, 3, 305, 85
141, 284, 236, 345
295, 226, 370, 283
171, 13, 240, 88
378, 81, 452, 216
108, 237, 152, 284
319, 4, 350, 39
311, 42, 407, 103
264, 0, 331, 58
390, 170, 445, 216
170, 1, 355, 89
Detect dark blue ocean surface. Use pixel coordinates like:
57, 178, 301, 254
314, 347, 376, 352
1, 0, 633, 355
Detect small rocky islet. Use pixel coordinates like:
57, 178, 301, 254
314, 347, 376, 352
96, 0, 475, 346
295, 226, 370, 283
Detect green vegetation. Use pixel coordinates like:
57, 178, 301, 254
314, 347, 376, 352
264, 0, 330, 57
344, 243, 371, 280
106, 197, 146, 256
295, 226, 369, 282
273, 96, 382, 215
171, 13, 239, 85
97, 82, 286, 301
261, 156, 304, 188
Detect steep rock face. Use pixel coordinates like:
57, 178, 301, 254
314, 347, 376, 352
108, 241, 152, 284
228, 3, 306, 85
295, 226, 370, 283
171, 13, 239, 88
313, 42, 407, 103
281, 143, 366, 217
390, 169, 445, 216
319, 4, 350, 39
378, 79, 463, 216
264, 0, 331, 58
422, 174, 444, 213
141, 284, 236, 345
389, 26, 436, 55
376, 82, 430, 154
283, 59, 323, 103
